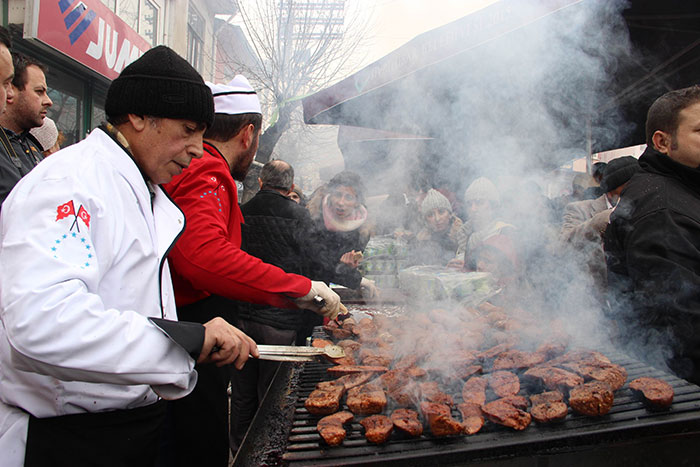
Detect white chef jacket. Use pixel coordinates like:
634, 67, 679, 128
0, 128, 198, 465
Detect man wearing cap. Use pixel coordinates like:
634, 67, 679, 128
0, 46, 258, 466
561, 157, 640, 244
162, 75, 341, 466
605, 85, 700, 385
559, 157, 640, 300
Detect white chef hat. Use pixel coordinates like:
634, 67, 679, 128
206, 75, 261, 115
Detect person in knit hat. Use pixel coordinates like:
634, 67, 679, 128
163, 75, 342, 466
463, 176, 499, 228
451, 177, 515, 270
599, 156, 641, 197
0, 45, 262, 467
410, 189, 466, 265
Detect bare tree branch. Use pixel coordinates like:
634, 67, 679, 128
220, 0, 374, 164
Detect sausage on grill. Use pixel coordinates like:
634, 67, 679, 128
360, 414, 394, 444
317, 411, 354, 445
457, 402, 484, 435
420, 402, 464, 436
390, 408, 423, 437
346, 381, 387, 415
569, 381, 614, 416
522, 366, 584, 393
489, 371, 520, 397
530, 401, 568, 423
462, 376, 488, 406
420, 381, 454, 406
561, 361, 628, 391
529, 390, 564, 406
494, 395, 529, 411
482, 399, 532, 430
305, 385, 345, 415
629, 377, 674, 408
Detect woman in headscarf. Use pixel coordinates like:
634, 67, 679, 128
307, 170, 376, 296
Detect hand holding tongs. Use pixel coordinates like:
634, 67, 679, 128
256, 344, 345, 362
311, 294, 350, 322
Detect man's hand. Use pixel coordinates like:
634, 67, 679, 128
198, 317, 259, 369
295, 281, 341, 319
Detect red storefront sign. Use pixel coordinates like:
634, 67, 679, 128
24, 0, 151, 80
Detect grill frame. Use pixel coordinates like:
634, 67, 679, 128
234, 298, 700, 467
235, 343, 700, 466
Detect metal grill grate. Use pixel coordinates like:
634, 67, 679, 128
233, 314, 700, 467
277, 351, 700, 466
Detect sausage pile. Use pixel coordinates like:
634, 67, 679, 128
307, 302, 674, 446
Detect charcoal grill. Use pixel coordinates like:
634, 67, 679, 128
233, 299, 700, 466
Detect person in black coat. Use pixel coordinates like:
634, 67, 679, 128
306, 170, 376, 295
605, 85, 700, 385
229, 160, 322, 452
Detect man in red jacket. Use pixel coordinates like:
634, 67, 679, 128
162, 75, 340, 467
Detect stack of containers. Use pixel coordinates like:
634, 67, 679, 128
358, 235, 409, 289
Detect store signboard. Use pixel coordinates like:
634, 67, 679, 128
24, 0, 151, 80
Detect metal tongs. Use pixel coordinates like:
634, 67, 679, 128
257, 344, 345, 362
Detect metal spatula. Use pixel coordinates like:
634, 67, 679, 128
256, 344, 345, 362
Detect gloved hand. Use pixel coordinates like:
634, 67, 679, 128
360, 277, 379, 299
295, 281, 341, 320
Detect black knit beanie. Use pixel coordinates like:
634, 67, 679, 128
105, 45, 214, 127
600, 156, 640, 192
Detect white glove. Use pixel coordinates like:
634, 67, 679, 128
360, 277, 379, 299
295, 281, 341, 320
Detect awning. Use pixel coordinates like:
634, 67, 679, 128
303, 0, 584, 135
302, 0, 700, 173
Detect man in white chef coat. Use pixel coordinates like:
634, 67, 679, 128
0, 45, 258, 466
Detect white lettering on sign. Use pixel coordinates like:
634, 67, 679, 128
86, 17, 145, 73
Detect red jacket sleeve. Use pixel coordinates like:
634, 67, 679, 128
165, 152, 311, 308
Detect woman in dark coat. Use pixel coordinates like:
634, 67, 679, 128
307, 171, 375, 294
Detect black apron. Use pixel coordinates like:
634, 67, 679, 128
160, 295, 238, 467
24, 400, 166, 467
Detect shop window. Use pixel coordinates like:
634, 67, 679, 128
117, 0, 140, 32
114, 0, 160, 45
90, 102, 107, 128
141, 0, 159, 45
46, 67, 85, 147
99, 0, 117, 11
187, 4, 205, 72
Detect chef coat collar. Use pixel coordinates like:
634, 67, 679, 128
99, 122, 156, 203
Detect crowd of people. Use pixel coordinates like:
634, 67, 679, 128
0, 33, 699, 466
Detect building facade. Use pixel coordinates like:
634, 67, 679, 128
2, 0, 249, 145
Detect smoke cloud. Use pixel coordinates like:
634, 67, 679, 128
304, 1, 678, 377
